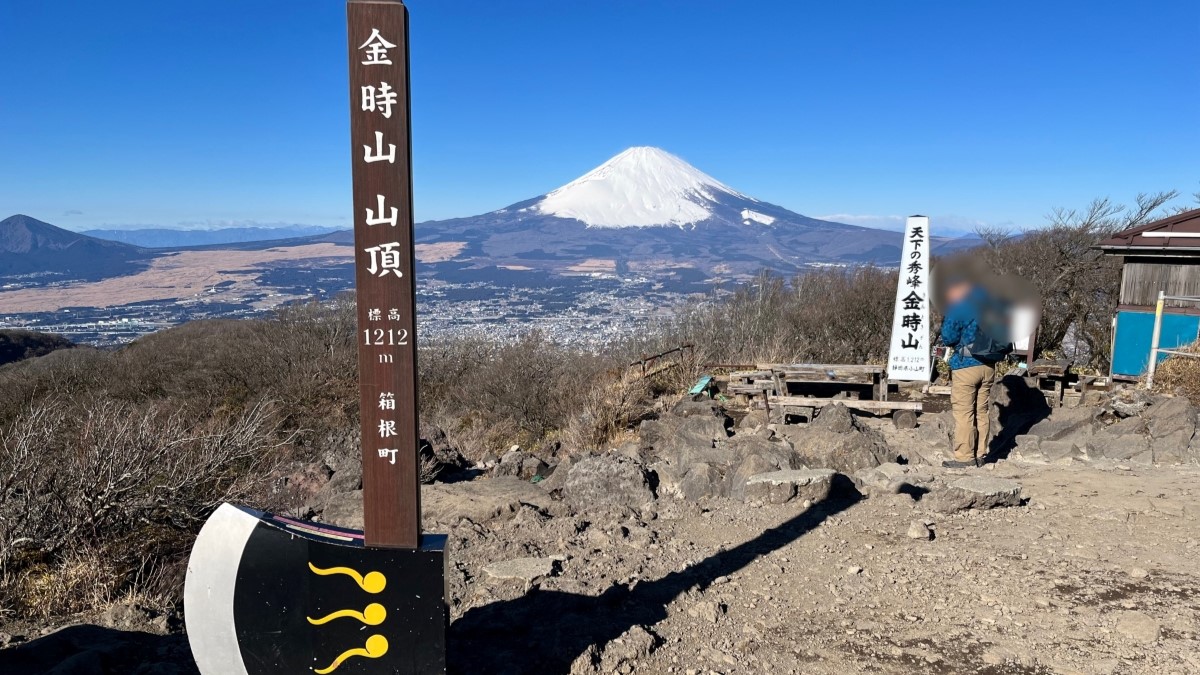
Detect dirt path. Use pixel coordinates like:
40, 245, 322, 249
450, 460, 1200, 674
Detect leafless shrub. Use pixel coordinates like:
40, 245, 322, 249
419, 453, 440, 485
419, 332, 614, 455
672, 267, 899, 366
0, 347, 110, 424
624, 344, 705, 395
267, 296, 359, 427
0, 398, 291, 619
974, 192, 1178, 371
424, 409, 523, 464
562, 372, 653, 453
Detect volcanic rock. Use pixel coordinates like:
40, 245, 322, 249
932, 477, 1024, 513
778, 406, 894, 473
425, 478, 556, 525
564, 455, 656, 510
482, 556, 560, 582
679, 463, 726, 501
743, 469, 836, 505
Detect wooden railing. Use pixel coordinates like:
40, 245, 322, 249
630, 344, 694, 377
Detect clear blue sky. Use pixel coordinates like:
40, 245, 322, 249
2, 0, 1197, 233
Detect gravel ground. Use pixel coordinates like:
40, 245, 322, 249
3, 433, 1198, 675
449, 459, 1200, 674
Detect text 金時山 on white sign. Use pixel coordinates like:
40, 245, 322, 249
887, 216, 931, 381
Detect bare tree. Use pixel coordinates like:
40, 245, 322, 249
673, 267, 899, 366
974, 191, 1178, 371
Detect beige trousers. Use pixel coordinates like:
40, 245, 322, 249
951, 364, 996, 462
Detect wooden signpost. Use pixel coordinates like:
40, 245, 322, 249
347, 0, 421, 549
887, 216, 932, 382
184, 3, 447, 672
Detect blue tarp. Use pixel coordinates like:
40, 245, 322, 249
1112, 310, 1200, 377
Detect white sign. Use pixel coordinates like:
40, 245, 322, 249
887, 216, 932, 381
1011, 305, 1037, 353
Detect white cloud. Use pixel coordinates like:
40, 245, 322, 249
173, 219, 308, 230
88, 220, 342, 232
174, 216, 349, 230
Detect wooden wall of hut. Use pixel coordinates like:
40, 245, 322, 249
1120, 255, 1200, 307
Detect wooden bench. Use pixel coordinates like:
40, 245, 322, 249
727, 362, 922, 426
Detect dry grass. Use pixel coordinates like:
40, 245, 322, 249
413, 241, 467, 263
565, 258, 617, 273
627, 260, 697, 271
0, 244, 351, 312
13, 546, 122, 621
562, 372, 653, 453
426, 412, 523, 464
1151, 340, 1200, 404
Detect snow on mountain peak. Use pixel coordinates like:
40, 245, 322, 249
535, 146, 746, 228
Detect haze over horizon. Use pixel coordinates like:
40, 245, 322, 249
2, 0, 1197, 233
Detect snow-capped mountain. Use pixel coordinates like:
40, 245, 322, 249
533, 147, 747, 228
411, 146, 974, 282
523, 146, 844, 233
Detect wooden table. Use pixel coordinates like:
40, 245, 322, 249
1028, 362, 1078, 408
725, 363, 921, 424
727, 363, 887, 396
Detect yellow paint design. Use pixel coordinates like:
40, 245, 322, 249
313, 634, 388, 674
307, 562, 387, 593
307, 603, 387, 626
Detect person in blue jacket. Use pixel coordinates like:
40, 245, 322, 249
940, 280, 996, 468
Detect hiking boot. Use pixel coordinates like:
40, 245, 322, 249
942, 459, 976, 469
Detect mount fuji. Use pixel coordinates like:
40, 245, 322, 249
407, 146, 970, 281
534, 146, 779, 229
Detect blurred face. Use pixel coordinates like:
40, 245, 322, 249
944, 281, 972, 305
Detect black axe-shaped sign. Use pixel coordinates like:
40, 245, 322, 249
184, 506, 447, 674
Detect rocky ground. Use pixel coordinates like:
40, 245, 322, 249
3, 378, 1199, 674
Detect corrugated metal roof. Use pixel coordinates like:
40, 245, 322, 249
1098, 207, 1200, 252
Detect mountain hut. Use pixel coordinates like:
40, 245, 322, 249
1097, 207, 1200, 378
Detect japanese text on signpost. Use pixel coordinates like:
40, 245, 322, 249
887, 216, 932, 381
348, 0, 420, 549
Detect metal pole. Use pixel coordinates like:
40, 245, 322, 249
1146, 290, 1165, 389
1108, 314, 1116, 380
348, 0, 420, 548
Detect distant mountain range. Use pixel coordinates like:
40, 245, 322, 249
0, 214, 154, 281
82, 225, 342, 248
2, 146, 982, 297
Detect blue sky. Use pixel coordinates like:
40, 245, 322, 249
2, 0, 1197, 233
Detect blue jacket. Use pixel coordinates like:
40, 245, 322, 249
940, 288, 985, 370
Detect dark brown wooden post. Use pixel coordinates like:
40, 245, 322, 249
1024, 325, 1039, 369
347, 0, 419, 549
